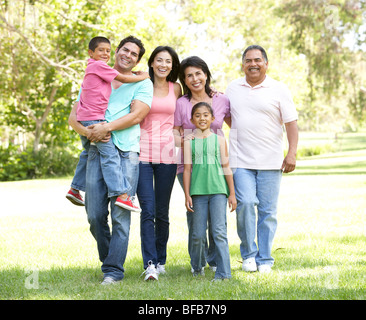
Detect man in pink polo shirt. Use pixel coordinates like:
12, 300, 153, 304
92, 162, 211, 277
226, 45, 298, 273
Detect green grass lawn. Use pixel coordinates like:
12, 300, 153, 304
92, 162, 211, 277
1, 133, 365, 300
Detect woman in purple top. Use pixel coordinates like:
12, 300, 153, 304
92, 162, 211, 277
173, 56, 231, 274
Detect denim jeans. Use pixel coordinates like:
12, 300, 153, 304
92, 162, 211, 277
191, 194, 231, 279
233, 168, 282, 266
177, 173, 216, 267
137, 162, 177, 269
71, 120, 130, 197
85, 145, 139, 281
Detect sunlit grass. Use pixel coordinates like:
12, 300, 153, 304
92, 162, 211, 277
1, 131, 365, 300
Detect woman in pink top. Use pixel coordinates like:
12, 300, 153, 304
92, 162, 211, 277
137, 46, 182, 280
173, 56, 231, 274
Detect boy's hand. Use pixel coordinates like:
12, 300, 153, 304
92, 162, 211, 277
132, 71, 150, 80
228, 194, 237, 212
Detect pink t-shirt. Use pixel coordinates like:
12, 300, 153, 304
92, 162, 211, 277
77, 59, 119, 121
139, 82, 177, 164
174, 93, 231, 174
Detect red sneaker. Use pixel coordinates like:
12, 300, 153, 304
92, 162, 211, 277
115, 196, 141, 212
66, 189, 85, 206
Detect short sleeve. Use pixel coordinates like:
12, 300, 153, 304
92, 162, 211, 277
279, 83, 298, 123
132, 79, 153, 108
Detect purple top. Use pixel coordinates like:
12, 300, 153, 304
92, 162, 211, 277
174, 93, 231, 174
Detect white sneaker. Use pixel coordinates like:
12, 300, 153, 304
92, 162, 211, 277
143, 262, 158, 281
156, 263, 166, 274
191, 267, 205, 277
101, 276, 119, 285
258, 264, 272, 273
242, 257, 257, 272
209, 265, 217, 272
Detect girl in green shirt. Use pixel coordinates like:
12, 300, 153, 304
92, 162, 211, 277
183, 102, 236, 280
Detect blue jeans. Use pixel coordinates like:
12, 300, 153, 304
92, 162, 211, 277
85, 145, 139, 281
137, 162, 177, 269
191, 194, 231, 279
233, 168, 282, 266
71, 120, 130, 197
177, 173, 216, 267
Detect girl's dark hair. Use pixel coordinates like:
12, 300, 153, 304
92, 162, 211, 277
191, 102, 214, 119
148, 46, 180, 83
89, 36, 110, 51
179, 56, 212, 100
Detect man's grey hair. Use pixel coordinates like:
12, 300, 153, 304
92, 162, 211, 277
242, 45, 268, 63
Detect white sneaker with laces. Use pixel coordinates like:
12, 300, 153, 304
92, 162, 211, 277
143, 262, 158, 281
156, 263, 166, 274
242, 257, 257, 272
258, 264, 272, 273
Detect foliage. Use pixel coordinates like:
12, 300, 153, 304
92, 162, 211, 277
0, 143, 79, 181
0, 0, 366, 180
275, 0, 366, 127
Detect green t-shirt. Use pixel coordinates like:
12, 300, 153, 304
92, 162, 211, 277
190, 133, 229, 197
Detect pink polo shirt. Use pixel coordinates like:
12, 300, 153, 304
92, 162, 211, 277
226, 75, 298, 169
77, 59, 119, 121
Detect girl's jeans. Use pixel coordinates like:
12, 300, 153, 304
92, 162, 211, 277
191, 194, 231, 279
177, 173, 216, 268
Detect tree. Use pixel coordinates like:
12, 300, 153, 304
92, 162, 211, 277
276, 0, 366, 127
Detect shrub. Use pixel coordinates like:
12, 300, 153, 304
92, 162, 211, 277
0, 144, 79, 181
296, 143, 335, 158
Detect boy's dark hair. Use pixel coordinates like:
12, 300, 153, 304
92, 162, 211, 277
191, 102, 214, 119
116, 35, 145, 62
148, 46, 180, 83
179, 56, 213, 100
89, 36, 111, 51
242, 45, 268, 63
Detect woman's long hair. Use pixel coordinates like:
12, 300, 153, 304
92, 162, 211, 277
148, 46, 180, 84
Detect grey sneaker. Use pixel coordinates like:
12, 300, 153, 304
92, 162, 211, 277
209, 265, 217, 272
101, 276, 119, 285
